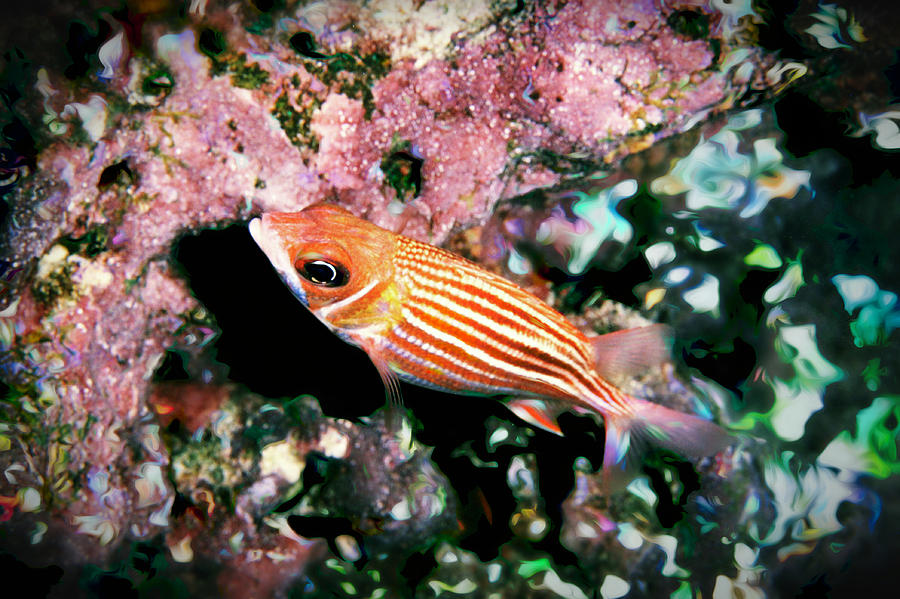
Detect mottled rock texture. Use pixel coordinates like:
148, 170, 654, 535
0, 0, 786, 596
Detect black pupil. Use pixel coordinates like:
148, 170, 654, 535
299, 260, 345, 286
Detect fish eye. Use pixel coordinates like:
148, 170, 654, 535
295, 259, 348, 287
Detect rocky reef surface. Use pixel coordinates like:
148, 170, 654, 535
1, 0, 898, 597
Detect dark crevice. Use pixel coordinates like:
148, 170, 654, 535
97, 160, 135, 189
290, 32, 329, 60
172, 224, 383, 417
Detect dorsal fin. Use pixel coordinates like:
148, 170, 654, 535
589, 324, 673, 382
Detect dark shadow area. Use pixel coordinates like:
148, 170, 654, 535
173, 223, 384, 419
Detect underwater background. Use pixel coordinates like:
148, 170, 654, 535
1, 1, 899, 597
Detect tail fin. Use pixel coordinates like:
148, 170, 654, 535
602, 396, 730, 486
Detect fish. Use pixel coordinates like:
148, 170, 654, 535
248, 204, 728, 480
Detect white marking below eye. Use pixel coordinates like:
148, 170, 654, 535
316, 279, 378, 321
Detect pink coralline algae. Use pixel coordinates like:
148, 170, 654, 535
0, 0, 785, 595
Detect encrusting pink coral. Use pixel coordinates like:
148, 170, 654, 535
0, 0, 783, 594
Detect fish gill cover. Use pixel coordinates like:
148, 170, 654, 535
1, 0, 899, 597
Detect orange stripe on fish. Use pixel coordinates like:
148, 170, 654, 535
401, 266, 591, 372
396, 241, 612, 403
248, 204, 729, 484
397, 237, 587, 349
401, 299, 587, 400
384, 325, 501, 392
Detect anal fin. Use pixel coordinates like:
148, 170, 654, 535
504, 398, 566, 436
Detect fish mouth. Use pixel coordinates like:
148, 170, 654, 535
248, 217, 264, 246
249, 216, 285, 265
248, 216, 309, 306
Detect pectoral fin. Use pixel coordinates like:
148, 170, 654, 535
363, 346, 410, 437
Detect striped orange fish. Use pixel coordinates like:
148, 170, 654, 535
249, 205, 727, 480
